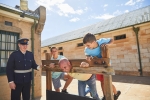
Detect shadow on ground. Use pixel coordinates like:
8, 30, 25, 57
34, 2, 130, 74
112, 75, 150, 85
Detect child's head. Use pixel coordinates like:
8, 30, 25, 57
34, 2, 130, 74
83, 33, 97, 49
50, 47, 58, 56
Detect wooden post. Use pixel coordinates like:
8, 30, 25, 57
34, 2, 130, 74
101, 45, 114, 100
46, 70, 52, 90
104, 75, 113, 100
45, 53, 51, 60
45, 53, 52, 91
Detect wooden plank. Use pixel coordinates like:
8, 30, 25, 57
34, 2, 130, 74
42, 57, 110, 67
42, 66, 115, 75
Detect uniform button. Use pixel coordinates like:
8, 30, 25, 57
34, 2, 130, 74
25, 65, 26, 66
24, 76, 25, 77
24, 59, 26, 60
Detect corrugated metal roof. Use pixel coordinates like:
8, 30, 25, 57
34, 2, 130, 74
41, 5, 150, 47
0, 3, 39, 18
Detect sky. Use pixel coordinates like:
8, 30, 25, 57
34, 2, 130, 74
1, 0, 150, 41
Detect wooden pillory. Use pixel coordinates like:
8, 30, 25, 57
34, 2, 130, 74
42, 46, 115, 100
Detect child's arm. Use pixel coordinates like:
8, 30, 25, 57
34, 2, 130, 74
100, 38, 113, 47
108, 39, 113, 44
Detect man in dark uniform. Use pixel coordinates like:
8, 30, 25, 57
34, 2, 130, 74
6, 38, 41, 100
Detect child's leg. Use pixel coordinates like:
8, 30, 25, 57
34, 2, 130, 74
101, 80, 118, 95
78, 80, 86, 96
101, 81, 105, 96
55, 88, 60, 92
112, 84, 117, 95
113, 84, 121, 100
87, 74, 100, 100
52, 77, 61, 92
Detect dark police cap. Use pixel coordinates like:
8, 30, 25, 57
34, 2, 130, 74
17, 38, 29, 45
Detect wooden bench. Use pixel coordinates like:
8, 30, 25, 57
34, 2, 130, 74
42, 46, 115, 100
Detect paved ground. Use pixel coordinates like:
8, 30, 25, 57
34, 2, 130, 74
36, 72, 150, 100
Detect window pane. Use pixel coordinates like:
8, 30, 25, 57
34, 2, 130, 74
7, 51, 12, 58
2, 42, 5, 49
14, 36, 17, 43
14, 43, 17, 49
6, 34, 10, 42
0, 42, 1, 49
6, 43, 10, 50
1, 59, 7, 67
11, 35, 14, 42
2, 34, 5, 42
11, 43, 15, 50
1, 51, 5, 58
0, 34, 1, 41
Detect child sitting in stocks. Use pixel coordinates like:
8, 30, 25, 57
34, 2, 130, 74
59, 58, 100, 100
83, 33, 121, 100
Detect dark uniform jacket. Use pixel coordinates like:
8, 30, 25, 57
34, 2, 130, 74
6, 50, 38, 83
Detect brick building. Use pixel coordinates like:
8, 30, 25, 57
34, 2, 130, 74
41, 6, 150, 76
0, 1, 46, 100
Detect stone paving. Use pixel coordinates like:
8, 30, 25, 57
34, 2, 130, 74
36, 72, 150, 100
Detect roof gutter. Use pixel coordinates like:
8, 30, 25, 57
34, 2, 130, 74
0, 5, 39, 20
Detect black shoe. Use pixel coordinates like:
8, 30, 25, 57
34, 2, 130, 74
114, 91, 121, 100
61, 89, 68, 93
102, 96, 105, 100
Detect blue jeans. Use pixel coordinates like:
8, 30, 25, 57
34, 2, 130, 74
78, 74, 100, 100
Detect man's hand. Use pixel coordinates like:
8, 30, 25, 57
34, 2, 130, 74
80, 62, 89, 67
37, 65, 43, 70
86, 56, 93, 61
49, 63, 55, 68
9, 82, 16, 90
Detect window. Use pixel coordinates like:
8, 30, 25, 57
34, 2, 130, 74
58, 47, 63, 50
0, 30, 19, 74
43, 50, 47, 53
114, 34, 126, 40
5, 21, 12, 26
59, 52, 63, 55
77, 43, 83, 47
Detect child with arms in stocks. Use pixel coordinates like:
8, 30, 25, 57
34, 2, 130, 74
83, 33, 121, 100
